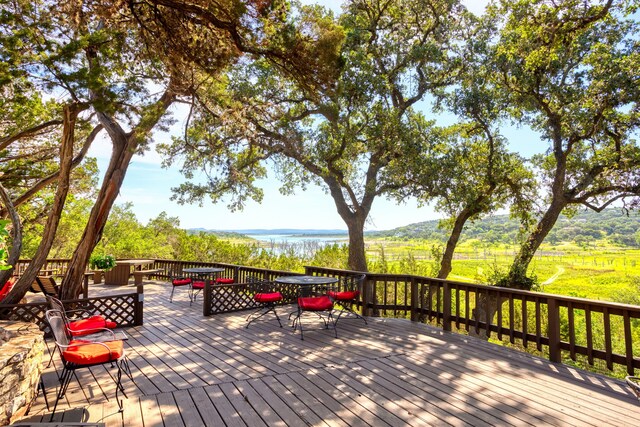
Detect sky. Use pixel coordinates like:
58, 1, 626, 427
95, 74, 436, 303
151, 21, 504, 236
88, 0, 543, 232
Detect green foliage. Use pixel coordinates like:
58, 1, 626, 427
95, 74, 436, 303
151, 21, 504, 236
0, 219, 11, 271
88, 254, 116, 271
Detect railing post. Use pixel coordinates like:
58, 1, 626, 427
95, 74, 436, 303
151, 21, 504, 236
443, 281, 452, 332
410, 277, 419, 322
547, 297, 562, 363
203, 280, 212, 316
135, 284, 144, 326
233, 266, 240, 283
362, 275, 372, 317
82, 272, 93, 299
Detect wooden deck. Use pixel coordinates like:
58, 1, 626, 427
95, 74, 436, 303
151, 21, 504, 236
18, 280, 640, 426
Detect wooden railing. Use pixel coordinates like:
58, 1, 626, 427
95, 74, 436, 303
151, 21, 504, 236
8, 258, 640, 376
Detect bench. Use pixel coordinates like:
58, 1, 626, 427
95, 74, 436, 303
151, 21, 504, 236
132, 269, 164, 285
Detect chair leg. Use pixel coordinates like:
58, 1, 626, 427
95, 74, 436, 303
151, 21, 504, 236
246, 304, 283, 328
50, 366, 73, 421
38, 376, 49, 411
334, 301, 367, 325
115, 360, 125, 412
292, 308, 305, 340
169, 286, 176, 302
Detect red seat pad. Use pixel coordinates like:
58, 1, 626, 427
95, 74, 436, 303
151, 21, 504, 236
192, 281, 206, 289
0, 279, 14, 302
63, 339, 124, 365
254, 292, 283, 303
68, 316, 117, 336
298, 295, 333, 311
327, 290, 360, 301
172, 278, 192, 286
215, 278, 235, 284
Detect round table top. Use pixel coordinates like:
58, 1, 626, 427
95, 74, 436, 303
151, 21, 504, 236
182, 267, 225, 274
274, 275, 338, 285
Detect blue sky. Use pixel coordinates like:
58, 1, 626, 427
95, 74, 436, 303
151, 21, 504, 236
88, 0, 544, 232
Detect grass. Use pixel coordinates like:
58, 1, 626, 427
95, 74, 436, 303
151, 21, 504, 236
365, 238, 640, 303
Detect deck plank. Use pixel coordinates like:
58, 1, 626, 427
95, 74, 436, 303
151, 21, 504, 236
21, 280, 640, 427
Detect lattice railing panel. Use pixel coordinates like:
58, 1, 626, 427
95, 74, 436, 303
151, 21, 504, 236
207, 283, 299, 315
0, 292, 140, 337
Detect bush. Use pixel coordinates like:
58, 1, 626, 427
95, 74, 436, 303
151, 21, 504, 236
89, 254, 116, 271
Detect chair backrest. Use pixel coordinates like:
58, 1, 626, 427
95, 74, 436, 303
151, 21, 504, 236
46, 295, 65, 313
342, 274, 366, 291
45, 309, 71, 347
247, 279, 274, 294
36, 276, 60, 296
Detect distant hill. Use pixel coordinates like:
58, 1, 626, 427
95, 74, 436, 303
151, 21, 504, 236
371, 208, 640, 247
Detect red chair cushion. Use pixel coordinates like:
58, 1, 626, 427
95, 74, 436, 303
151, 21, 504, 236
254, 292, 283, 303
68, 316, 117, 336
192, 281, 206, 289
172, 278, 192, 286
0, 279, 14, 302
298, 295, 333, 311
63, 339, 124, 365
327, 290, 360, 301
215, 278, 234, 284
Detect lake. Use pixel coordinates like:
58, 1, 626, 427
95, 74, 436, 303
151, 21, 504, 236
247, 234, 348, 244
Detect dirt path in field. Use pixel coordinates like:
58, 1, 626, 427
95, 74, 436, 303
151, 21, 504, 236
541, 266, 565, 285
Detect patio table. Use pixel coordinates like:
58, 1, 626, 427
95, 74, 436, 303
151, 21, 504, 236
274, 275, 338, 297
182, 267, 225, 282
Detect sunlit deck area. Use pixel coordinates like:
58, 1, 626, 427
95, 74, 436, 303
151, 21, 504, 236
18, 280, 640, 426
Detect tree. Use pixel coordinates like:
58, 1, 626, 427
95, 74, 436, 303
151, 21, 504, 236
160, 0, 467, 271
486, 0, 640, 288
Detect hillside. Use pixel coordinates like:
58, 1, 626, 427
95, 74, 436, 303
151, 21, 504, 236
372, 208, 640, 247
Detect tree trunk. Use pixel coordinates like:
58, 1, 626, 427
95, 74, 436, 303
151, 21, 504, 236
60, 89, 175, 299
60, 130, 136, 299
438, 205, 478, 279
3, 104, 79, 304
344, 215, 368, 272
507, 196, 567, 289
0, 183, 22, 287
469, 292, 506, 339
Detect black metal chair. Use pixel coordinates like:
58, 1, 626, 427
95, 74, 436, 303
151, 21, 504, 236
168, 272, 193, 303
292, 294, 337, 340
245, 279, 284, 328
327, 274, 367, 325
45, 309, 131, 420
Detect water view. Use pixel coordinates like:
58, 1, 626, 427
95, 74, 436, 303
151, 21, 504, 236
247, 233, 348, 244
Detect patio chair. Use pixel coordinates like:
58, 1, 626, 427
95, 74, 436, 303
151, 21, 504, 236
245, 279, 283, 328
169, 275, 192, 302
292, 295, 337, 340
327, 274, 367, 325
45, 309, 131, 419
45, 295, 118, 369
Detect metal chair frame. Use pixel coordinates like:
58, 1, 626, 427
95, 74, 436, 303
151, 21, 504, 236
168, 273, 192, 303
328, 274, 367, 325
44, 309, 131, 420
245, 279, 283, 328
292, 295, 337, 340
44, 295, 117, 370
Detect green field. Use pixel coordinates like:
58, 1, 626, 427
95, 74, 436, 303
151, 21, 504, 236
364, 239, 640, 304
